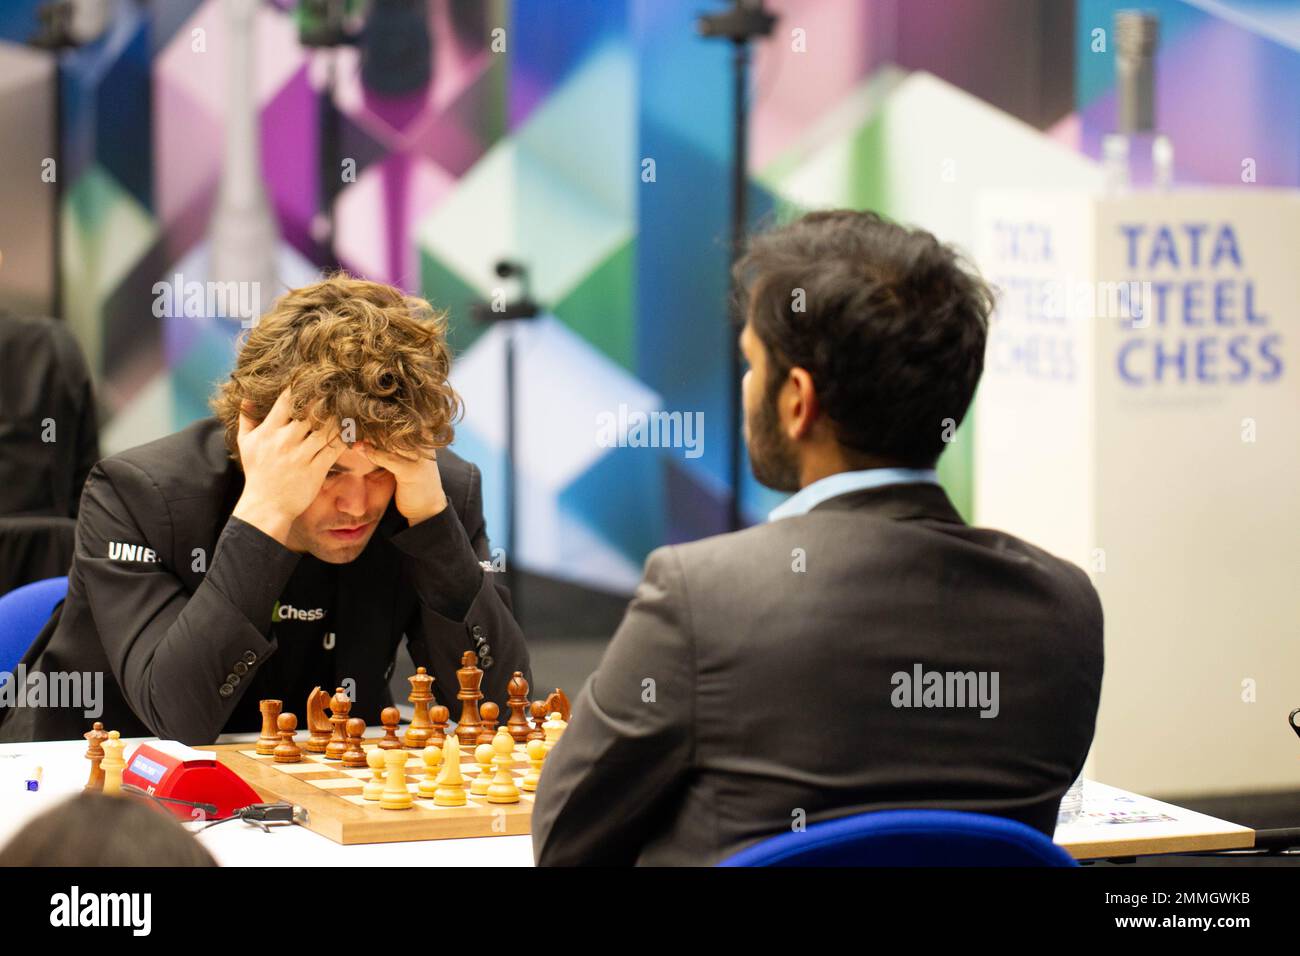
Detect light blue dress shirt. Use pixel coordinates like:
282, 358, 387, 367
767, 468, 939, 522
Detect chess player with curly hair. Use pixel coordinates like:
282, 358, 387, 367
0, 275, 530, 744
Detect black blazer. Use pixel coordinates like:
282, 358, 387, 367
531, 482, 1104, 865
0, 311, 99, 593
0, 419, 530, 743
0, 310, 99, 521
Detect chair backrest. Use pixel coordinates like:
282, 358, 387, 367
0, 576, 68, 677
719, 809, 1078, 867
0, 514, 76, 597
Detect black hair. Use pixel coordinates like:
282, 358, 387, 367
735, 209, 993, 467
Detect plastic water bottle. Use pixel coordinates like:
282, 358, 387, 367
1057, 773, 1084, 826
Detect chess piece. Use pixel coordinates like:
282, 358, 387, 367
83, 722, 108, 791
380, 706, 402, 749
343, 717, 368, 768
543, 688, 571, 724
419, 743, 443, 799
380, 749, 413, 810
454, 651, 483, 746
305, 686, 332, 753
506, 672, 531, 742
487, 726, 520, 804
363, 749, 386, 801
326, 687, 351, 760
100, 731, 125, 795
403, 667, 435, 749
527, 701, 548, 742
273, 712, 302, 763
476, 701, 500, 746
471, 743, 494, 796
543, 712, 567, 755
521, 738, 547, 792
433, 735, 466, 807
429, 705, 449, 747
257, 699, 283, 755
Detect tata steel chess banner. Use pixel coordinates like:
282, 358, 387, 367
974, 188, 1300, 795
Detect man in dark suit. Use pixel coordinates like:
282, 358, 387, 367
532, 210, 1104, 866
0, 276, 529, 743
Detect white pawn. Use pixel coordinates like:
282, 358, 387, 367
487, 726, 520, 804
363, 749, 386, 801
380, 749, 413, 810
419, 742, 443, 799
471, 743, 494, 796
521, 737, 547, 792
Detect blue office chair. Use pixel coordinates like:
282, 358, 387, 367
0, 576, 68, 677
719, 809, 1078, 867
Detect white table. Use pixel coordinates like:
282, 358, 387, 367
1054, 780, 1254, 859
1, 736, 1253, 864
0, 733, 534, 867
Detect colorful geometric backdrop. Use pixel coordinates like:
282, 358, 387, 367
0, 0, 1297, 596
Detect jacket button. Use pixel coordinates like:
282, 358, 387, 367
226, 673, 240, 687
471, 625, 483, 638
479, 643, 491, 657
242, 650, 258, 665
219, 683, 234, 698
233, 661, 248, 676
481, 655, 494, 668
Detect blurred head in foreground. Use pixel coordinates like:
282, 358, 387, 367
0, 792, 217, 867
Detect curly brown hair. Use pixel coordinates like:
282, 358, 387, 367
210, 274, 462, 462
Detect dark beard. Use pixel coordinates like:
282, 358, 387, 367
745, 388, 800, 493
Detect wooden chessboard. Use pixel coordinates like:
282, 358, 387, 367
203, 739, 537, 846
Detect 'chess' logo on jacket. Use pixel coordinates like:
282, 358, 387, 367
272, 601, 326, 623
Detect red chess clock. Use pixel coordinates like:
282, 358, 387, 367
122, 741, 261, 821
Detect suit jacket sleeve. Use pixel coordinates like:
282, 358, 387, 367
69, 372, 99, 520
390, 461, 532, 718
51, 316, 99, 518
530, 546, 695, 866
76, 459, 300, 743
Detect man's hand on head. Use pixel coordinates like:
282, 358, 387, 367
359, 442, 448, 527
231, 387, 344, 546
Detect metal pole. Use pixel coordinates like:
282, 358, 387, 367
727, 41, 749, 532
698, 1, 775, 531
504, 322, 520, 622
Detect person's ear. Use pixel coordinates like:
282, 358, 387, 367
785, 367, 818, 440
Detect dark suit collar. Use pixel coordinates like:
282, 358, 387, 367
809, 481, 965, 524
